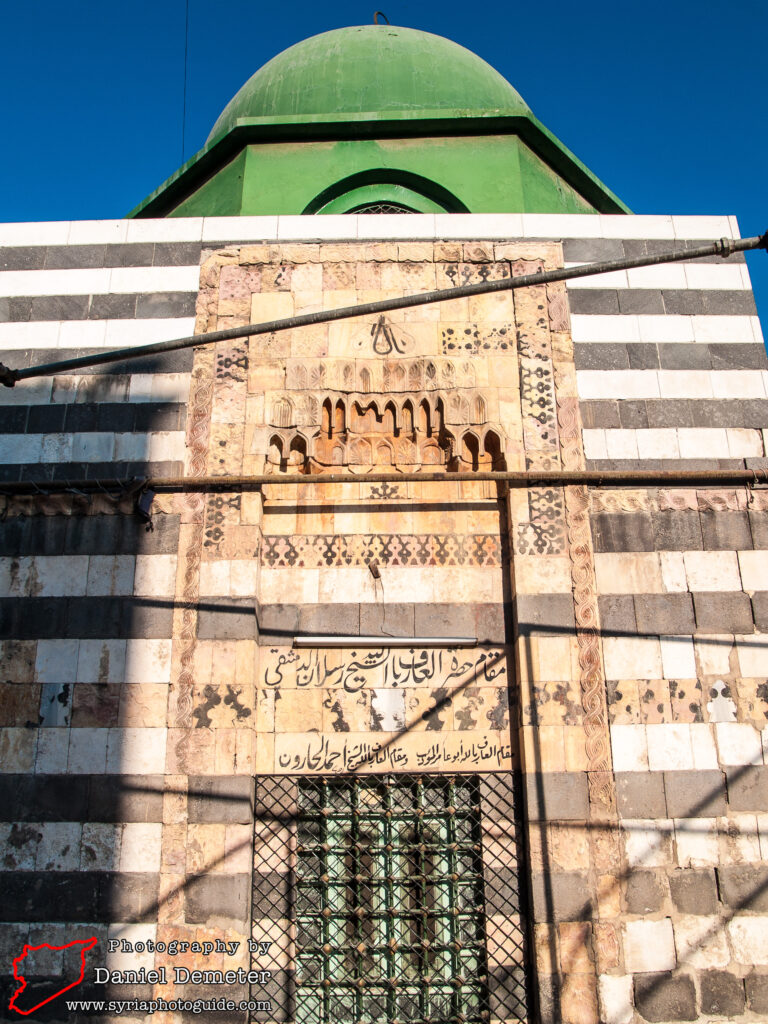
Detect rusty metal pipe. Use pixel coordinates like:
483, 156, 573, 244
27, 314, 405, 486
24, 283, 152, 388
1, 468, 767, 496
0, 231, 765, 386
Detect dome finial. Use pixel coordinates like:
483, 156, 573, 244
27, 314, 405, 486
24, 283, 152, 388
373, 11, 390, 23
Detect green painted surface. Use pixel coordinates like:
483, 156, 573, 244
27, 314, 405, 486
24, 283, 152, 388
207, 26, 530, 143
172, 150, 246, 218
135, 24, 628, 218
170, 136, 598, 218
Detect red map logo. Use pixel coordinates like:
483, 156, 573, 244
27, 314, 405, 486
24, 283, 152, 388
9, 937, 97, 1015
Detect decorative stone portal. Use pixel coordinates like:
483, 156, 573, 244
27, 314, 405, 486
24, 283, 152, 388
160, 237, 615, 1024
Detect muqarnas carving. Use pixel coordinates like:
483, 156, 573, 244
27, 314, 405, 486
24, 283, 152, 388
266, 360, 507, 473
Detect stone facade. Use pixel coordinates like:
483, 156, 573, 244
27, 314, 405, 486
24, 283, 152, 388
0, 214, 766, 1023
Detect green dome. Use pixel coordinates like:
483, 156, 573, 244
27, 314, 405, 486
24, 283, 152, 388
207, 25, 531, 143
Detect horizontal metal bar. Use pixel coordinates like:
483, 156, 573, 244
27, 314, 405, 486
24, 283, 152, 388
293, 636, 478, 647
1, 467, 767, 497
1, 231, 765, 386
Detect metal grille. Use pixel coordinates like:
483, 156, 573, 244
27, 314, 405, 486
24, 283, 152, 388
346, 203, 418, 214
251, 774, 529, 1024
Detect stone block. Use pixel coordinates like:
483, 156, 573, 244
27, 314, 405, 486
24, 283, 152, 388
361, 602, 415, 637
579, 398, 621, 427
536, 974, 561, 1024
89, 775, 164, 823
255, 603, 300, 644
413, 602, 474, 638
591, 512, 654, 553
298, 603, 360, 636
684, 550, 741, 591
626, 340, 662, 366
568, 289, 620, 315
603, 635, 662, 679
634, 593, 695, 635
598, 595, 637, 636
716, 722, 764, 765
624, 870, 665, 914
184, 873, 250, 925
196, 598, 256, 640
623, 819, 674, 868
749, 510, 768, 549
728, 916, 768, 964
659, 635, 696, 677
472, 602, 509, 644
693, 592, 754, 634
746, 972, 768, 1013
668, 869, 719, 915
700, 510, 753, 550
718, 865, 768, 912
619, 400, 649, 428
646, 399, 695, 428
564, 237, 624, 262
699, 970, 745, 1016
658, 343, 712, 370
633, 973, 696, 1022
188, 776, 254, 824
515, 594, 574, 635
751, 592, 768, 629
726, 765, 768, 811
623, 920, 676, 972
663, 770, 726, 818
524, 771, 589, 821
530, 871, 592, 922
650, 511, 703, 551
598, 974, 633, 1024
615, 772, 666, 819
109, 873, 160, 923
595, 552, 663, 594
574, 343, 629, 372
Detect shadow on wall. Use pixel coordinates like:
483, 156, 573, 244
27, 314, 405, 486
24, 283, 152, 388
0, 357, 188, 1019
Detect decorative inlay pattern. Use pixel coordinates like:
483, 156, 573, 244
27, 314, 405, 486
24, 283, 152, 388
262, 533, 502, 568
589, 490, 652, 513
441, 262, 511, 286
547, 281, 570, 333
589, 487, 767, 514
173, 348, 215, 766
516, 488, 566, 555
548, 279, 614, 813
441, 323, 515, 354
520, 360, 558, 452
564, 484, 614, 811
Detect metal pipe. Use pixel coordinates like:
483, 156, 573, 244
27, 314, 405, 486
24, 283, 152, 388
0, 231, 765, 387
1, 468, 767, 496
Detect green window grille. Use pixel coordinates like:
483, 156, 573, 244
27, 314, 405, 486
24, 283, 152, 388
251, 774, 529, 1024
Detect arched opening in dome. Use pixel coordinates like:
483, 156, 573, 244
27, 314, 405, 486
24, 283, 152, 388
303, 169, 468, 215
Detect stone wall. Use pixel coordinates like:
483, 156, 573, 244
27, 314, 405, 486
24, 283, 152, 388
0, 214, 766, 1024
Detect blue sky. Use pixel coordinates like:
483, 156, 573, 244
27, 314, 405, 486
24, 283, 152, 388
2, 0, 766, 330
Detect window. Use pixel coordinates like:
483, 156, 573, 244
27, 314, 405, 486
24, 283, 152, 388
251, 774, 529, 1023
345, 203, 417, 214
295, 775, 487, 1022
